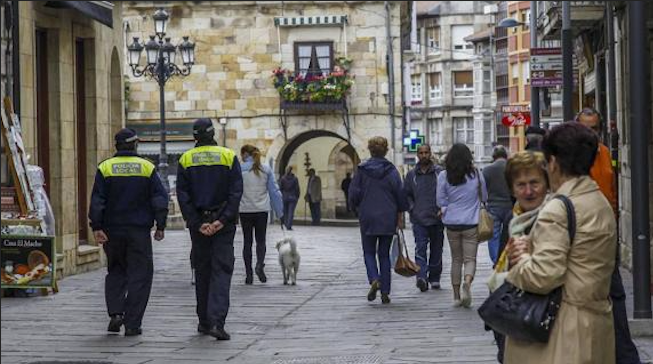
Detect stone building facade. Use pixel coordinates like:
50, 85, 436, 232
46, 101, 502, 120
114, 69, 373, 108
406, 1, 494, 163
1, 1, 125, 277
124, 1, 410, 220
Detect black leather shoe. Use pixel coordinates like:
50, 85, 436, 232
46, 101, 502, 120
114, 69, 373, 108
381, 293, 391, 304
245, 275, 253, 285
416, 278, 429, 292
124, 328, 142, 336
208, 326, 231, 341
107, 314, 123, 333
197, 324, 211, 335
367, 280, 380, 302
255, 265, 267, 283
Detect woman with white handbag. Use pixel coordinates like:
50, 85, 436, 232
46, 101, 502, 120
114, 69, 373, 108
436, 144, 488, 308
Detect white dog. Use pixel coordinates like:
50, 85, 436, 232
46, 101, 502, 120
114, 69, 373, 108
275, 237, 300, 285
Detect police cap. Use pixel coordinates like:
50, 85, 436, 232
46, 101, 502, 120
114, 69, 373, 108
115, 128, 139, 144
193, 118, 214, 136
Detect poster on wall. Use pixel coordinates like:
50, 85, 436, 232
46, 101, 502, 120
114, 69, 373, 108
1, 235, 55, 289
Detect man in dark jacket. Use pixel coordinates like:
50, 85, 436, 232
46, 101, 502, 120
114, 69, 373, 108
177, 118, 243, 341
305, 169, 322, 225
482, 146, 513, 265
404, 145, 444, 291
279, 167, 300, 230
349, 136, 408, 304
89, 128, 169, 336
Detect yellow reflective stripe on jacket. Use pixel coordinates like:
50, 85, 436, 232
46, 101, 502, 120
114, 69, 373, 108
99, 157, 156, 178
179, 145, 236, 169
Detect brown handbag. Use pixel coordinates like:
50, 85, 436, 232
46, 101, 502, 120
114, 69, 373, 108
394, 229, 420, 277
476, 169, 494, 242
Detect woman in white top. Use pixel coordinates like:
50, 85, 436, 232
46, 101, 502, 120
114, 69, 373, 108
239, 145, 283, 285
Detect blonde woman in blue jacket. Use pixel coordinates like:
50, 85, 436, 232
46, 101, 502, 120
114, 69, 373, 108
239, 145, 284, 285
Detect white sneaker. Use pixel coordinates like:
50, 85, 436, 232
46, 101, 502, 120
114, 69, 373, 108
461, 282, 472, 307
453, 298, 463, 307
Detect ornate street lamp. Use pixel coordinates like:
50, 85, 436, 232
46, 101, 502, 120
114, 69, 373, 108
127, 8, 195, 193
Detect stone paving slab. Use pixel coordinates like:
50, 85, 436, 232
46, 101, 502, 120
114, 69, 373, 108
2, 226, 651, 364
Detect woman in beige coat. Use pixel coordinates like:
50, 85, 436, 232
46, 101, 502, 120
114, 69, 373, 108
505, 122, 617, 364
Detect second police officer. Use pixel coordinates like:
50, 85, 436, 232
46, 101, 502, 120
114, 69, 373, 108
176, 118, 243, 340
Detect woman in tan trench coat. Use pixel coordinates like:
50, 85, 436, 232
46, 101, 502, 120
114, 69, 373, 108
505, 122, 617, 364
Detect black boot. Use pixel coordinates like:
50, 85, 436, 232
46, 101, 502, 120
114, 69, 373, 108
208, 326, 231, 340
255, 264, 267, 283
124, 328, 142, 336
107, 314, 123, 333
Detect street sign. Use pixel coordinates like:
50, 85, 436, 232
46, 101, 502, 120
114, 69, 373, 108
531, 48, 562, 87
501, 112, 531, 127
501, 105, 530, 113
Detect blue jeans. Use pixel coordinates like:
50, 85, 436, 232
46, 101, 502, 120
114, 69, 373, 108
487, 206, 513, 264
361, 234, 392, 294
283, 200, 297, 229
412, 223, 444, 283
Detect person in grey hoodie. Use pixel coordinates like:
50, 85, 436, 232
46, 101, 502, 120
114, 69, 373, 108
349, 137, 408, 304
239, 145, 284, 285
404, 145, 444, 292
436, 143, 488, 308
482, 146, 513, 265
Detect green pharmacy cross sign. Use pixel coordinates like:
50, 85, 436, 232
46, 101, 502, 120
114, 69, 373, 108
403, 130, 425, 152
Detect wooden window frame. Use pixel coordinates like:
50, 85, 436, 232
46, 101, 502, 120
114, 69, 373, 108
293, 41, 334, 76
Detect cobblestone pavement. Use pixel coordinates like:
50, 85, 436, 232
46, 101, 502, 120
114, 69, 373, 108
2, 226, 652, 364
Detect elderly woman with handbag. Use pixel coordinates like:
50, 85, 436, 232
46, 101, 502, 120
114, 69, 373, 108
503, 123, 616, 363
485, 151, 549, 363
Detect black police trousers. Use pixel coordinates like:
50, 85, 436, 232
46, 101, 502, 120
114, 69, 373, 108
190, 225, 236, 328
103, 228, 153, 330
611, 266, 642, 364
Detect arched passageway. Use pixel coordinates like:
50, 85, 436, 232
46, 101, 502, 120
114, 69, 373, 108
276, 130, 360, 220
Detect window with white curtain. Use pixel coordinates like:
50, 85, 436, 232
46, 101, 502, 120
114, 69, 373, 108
294, 42, 333, 76
483, 118, 493, 155
411, 74, 423, 103
428, 118, 444, 146
522, 61, 530, 84
454, 117, 474, 144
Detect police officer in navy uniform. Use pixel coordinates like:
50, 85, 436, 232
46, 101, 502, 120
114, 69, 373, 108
177, 118, 243, 340
89, 128, 169, 336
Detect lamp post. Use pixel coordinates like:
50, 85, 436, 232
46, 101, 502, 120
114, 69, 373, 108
126, 8, 195, 193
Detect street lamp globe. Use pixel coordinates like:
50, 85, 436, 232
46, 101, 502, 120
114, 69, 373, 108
153, 8, 169, 37
497, 17, 524, 28
127, 37, 143, 67
179, 36, 195, 66
145, 36, 160, 66
162, 37, 176, 64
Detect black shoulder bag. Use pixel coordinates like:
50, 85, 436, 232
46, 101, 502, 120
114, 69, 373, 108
477, 195, 576, 343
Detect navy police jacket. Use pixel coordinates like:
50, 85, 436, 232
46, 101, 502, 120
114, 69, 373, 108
89, 151, 169, 231
176, 142, 243, 229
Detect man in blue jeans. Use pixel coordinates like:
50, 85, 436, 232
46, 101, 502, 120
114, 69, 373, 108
482, 146, 513, 265
404, 145, 444, 291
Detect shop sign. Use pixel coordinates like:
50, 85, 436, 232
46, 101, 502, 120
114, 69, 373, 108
1, 235, 55, 289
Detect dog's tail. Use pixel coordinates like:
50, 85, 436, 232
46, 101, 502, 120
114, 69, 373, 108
289, 239, 297, 253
